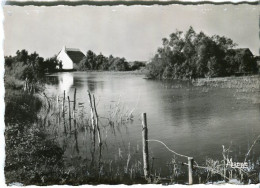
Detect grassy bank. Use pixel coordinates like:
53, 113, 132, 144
193, 75, 260, 104
4, 89, 65, 185
193, 75, 260, 89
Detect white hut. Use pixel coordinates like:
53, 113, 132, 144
57, 46, 85, 70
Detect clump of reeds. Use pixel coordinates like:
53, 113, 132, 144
31, 90, 147, 184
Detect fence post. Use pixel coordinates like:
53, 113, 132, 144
142, 113, 150, 179
73, 88, 77, 129
56, 95, 60, 125
73, 88, 77, 116
188, 157, 194, 185
92, 94, 102, 147
68, 96, 71, 131
88, 91, 96, 143
62, 91, 66, 134
62, 90, 65, 116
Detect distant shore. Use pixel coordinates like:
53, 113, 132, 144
193, 75, 260, 87
48, 67, 148, 75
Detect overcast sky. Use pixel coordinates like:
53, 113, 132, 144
3, 4, 259, 61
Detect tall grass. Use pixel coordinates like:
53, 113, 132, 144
25, 90, 147, 185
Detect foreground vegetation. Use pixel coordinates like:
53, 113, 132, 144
5, 77, 260, 185
4, 89, 65, 185
147, 27, 258, 80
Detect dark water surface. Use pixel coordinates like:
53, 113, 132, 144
45, 72, 260, 176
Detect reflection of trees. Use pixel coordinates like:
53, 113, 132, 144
84, 75, 104, 93
45, 76, 59, 85
85, 76, 97, 92
72, 76, 85, 88
180, 90, 212, 129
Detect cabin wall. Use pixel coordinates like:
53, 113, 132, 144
57, 50, 74, 70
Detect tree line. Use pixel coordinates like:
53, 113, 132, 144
146, 27, 258, 80
75, 50, 145, 71
4, 49, 146, 85
5, 50, 59, 89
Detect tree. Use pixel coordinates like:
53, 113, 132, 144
130, 61, 146, 71
43, 56, 59, 73
96, 53, 108, 70
109, 57, 129, 71
4, 56, 15, 67
15, 49, 29, 64
147, 27, 253, 80
86, 50, 97, 70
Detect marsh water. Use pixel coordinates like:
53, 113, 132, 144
45, 72, 260, 176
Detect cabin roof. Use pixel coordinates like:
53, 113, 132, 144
65, 48, 85, 64
228, 48, 253, 56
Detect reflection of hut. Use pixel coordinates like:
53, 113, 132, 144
59, 73, 74, 93
57, 46, 85, 70
255, 56, 260, 73
257, 60, 260, 70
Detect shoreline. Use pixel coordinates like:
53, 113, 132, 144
193, 75, 260, 87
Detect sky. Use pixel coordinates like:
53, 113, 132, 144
3, 4, 259, 61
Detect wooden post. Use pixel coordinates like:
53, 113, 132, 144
56, 95, 59, 110
93, 94, 102, 146
62, 91, 66, 134
88, 91, 96, 142
24, 78, 28, 91
56, 95, 60, 125
73, 88, 77, 110
188, 157, 194, 185
62, 90, 65, 116
68, 96, 71, 131
73, 88, 77, 129
141, 113, 150, 179
223, 159, 226, 182
73, 88, 77, 118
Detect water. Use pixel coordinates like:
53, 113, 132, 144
45, 71, 260, 176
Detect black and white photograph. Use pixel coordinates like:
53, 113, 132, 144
1, 0, 260, 186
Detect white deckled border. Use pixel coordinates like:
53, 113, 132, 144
0, 0, 259, 188
2, 0, 259, 3
0, 1, 5, 188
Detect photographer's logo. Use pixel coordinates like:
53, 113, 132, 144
226, 158, 248, 169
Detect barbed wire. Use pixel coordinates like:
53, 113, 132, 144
147, 139, 190, 159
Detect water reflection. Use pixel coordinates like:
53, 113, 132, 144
45, 72, 260, 175
59, 73, 74, 93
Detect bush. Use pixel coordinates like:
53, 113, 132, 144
5, 123, 64, 185
5, 90, 42, 125
5, 90, 65, 185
